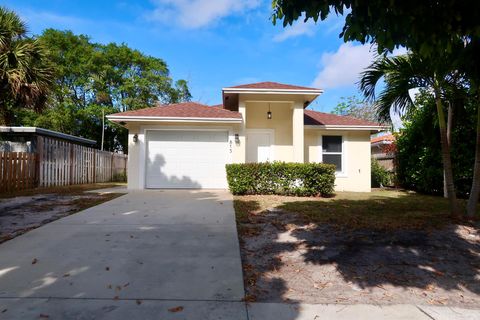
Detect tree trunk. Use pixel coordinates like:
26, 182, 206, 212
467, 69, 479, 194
433, 83, 460, 217
466, 92, 480, 217
443, 102, 453, 198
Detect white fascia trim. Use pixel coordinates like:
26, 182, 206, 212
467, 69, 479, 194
106, 115, 242, 123
305, 125, 389, 131
222, 88, 324, 95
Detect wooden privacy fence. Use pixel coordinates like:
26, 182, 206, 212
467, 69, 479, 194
0, 137, 127, 193
373, 153, 396, 172
0, 152, 37, 192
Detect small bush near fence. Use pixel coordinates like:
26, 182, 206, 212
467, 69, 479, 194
226, 162, 335, 197
112, 171, 127, 182
371, 158, 393, 187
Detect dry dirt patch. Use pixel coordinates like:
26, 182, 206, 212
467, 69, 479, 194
235, 190, 480, 308
0, 184, 123, 243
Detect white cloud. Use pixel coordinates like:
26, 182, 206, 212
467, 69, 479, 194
148, 0, 261, 29
273, 20, 315, 42
312, 43, 377, 89
312, 43, 408, 90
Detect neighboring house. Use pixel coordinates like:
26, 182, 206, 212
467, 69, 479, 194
371, 133, 396, 172
107, 81, 387, 192
0, 127, 96, 152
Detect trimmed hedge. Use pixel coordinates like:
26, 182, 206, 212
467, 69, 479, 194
226, 162, 336, 196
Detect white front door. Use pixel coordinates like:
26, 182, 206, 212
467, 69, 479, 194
246, 130, 274, 163
145, 130, 228, 189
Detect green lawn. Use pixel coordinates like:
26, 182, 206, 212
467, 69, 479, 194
234, 189, 476, 231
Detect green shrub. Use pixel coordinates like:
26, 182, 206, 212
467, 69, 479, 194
371, 158, 392, 187
396, 90, 476, 197
112, 171, 127, 182
225, 162, 336, 197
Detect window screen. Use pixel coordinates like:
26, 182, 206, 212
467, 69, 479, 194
322, 136, 342, 172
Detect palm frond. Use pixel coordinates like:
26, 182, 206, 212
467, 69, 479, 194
359, 53, 436, 122
0, 7, 55, 122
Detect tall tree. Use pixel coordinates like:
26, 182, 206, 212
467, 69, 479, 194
360, 53, 468, 216
0, 6, 54, 125
332, 96, 385, 124
272, 0, 480, 217
395, 90, 476, 198
271, 1, 479, 57
18, 29, 191, 152
463, 41, 480, 217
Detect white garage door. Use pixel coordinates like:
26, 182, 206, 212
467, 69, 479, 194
145, 130, 229, 189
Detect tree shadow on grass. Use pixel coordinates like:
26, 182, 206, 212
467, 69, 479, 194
235, 192, 480, 308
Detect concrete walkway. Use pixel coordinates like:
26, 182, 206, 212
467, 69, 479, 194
0, 190, 248, 319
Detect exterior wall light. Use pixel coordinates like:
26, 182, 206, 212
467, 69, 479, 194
133, 134, 138, 143
267, 103, 272, 120
234, 134, 240, 145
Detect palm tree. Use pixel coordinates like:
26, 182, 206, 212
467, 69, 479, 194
463, 40, 480, 218
359, 53, 465, 217
0, 6, 54, 125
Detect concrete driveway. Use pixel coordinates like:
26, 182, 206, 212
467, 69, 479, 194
0, 190, 248, 319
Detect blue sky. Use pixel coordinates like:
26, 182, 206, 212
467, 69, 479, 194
5, 0, 385, 113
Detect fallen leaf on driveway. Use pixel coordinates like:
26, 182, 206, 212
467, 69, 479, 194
136, 300, 142, 305
105, 267, 110, 271
63, 273, 70, 277
168, 306, 184, 313
31, 258, 38, 264
242, 294, 257, 302
433, 270, 445, 277
39, 314, 49, 318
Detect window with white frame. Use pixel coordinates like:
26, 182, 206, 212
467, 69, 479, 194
321, 135, 343, 173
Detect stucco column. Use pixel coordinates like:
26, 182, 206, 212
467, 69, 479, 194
126, 125, 142, 189
292, 101, 304, 163
237, 98, 247, 163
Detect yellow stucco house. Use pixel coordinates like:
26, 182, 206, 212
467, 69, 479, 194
107, 82, 386, 192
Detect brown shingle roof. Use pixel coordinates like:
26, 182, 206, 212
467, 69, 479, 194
304, 110, 382, 126
108, 102, 384, 127
371, 134, 395, 144
228, 81, 320, 91
108, 102, 242, 119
